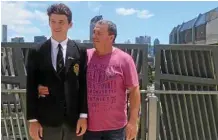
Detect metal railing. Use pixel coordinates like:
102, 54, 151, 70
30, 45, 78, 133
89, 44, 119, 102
154, 44, 218, 140
2, 89, 218, 140
1, 89, 29, 140
1, 89, 148, 140
147, 90, 218, 140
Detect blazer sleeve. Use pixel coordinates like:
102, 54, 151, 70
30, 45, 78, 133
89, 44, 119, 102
26, 48, 39, 120
78, 48, 88, 114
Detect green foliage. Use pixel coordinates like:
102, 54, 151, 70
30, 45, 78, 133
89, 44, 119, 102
148, 65, 154, 84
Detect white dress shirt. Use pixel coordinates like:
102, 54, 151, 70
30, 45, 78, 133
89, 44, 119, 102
29, 37, 87, 122
51, 37, 68, 70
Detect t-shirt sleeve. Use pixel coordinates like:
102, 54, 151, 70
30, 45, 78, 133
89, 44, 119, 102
123, 55, 139, 88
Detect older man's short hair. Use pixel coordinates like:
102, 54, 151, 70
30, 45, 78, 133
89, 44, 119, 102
97, 20, 117, 43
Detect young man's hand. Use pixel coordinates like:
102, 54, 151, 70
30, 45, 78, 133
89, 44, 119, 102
76, 118, 87, 136
29, 121, 43, 140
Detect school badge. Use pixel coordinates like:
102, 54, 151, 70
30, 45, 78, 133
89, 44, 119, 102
73, 63, 79, 76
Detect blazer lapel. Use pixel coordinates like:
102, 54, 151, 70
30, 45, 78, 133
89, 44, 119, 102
65, 40, 79, 74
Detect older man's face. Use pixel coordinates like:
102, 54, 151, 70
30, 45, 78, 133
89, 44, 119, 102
92, 23, 114, 46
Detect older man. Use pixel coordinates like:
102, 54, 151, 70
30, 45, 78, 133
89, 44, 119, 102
84, 20, 141, 140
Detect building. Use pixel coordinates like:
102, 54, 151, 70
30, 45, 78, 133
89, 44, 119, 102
169, 7, 218, 45
145, 35, 151, 45
135, 35, 151, 45
34, 36, 47, 44
154, 38, 160, 46
90, 15, 103, 42
2, 25, 7, 42
11, 37, 24, 43
153, 38, 160, 56
83, 40, 90, 43
74, 40, 81, 43
124, 39, 131, 44
135, 36, 145, 44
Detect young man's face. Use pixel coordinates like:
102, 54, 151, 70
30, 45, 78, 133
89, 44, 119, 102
49, 14, 72, 37
92, 23, 114, 47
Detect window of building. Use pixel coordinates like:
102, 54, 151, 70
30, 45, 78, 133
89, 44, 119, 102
179, 31, 185, 44
195, 24, 206, 41
174, 33, 177, 43
185, 29, 192, 43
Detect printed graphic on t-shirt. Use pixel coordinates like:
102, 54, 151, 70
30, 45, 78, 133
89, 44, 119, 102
87, 63, 121, 113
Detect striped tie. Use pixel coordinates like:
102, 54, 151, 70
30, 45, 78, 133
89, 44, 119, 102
56, 44, 65, 80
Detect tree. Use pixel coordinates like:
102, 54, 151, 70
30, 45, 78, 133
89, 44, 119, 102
148, 65, 154, 84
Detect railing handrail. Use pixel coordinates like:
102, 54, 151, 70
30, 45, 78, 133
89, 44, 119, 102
145, 90, 218, 95
2, 89, 218, 95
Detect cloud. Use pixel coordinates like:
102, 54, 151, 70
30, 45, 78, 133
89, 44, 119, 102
88, 2, 102, 12
137, 10, 154, 19
2, 2, 33, 25
116, 8, 137, 16
9, 25, 42, 35
27, 2, 48, 8
34, 10, 48, 25
116, 8, 154, 19
1, 1, 48, 41
59, 1, 80, 5
2, 2, 48, 25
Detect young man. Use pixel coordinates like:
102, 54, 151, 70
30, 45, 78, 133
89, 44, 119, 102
84, 20, 141, 140
26, 3, 87, 140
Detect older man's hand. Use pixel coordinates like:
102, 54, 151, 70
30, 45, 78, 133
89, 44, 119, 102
38, 85, 49, 97
126, 120, 138, 140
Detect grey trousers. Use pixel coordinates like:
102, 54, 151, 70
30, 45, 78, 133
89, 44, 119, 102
42, 123, 83, 140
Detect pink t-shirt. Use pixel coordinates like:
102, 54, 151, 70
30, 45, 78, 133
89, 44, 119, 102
86, 47, 139, 131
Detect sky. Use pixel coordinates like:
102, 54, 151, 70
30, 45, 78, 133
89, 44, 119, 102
1, 1, 218, 44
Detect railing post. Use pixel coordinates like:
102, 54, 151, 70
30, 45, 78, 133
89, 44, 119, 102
140, 92, 147, 140
147, 94, 158, 140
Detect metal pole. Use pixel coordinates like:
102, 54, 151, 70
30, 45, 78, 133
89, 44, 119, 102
147, 94, 158, 140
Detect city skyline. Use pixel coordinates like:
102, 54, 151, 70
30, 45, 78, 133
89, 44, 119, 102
1, 1, 218, 44
2, 24, 158, 45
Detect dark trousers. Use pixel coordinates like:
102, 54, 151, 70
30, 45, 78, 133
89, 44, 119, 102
83, 127, 125, 140
42, 123, 83, 140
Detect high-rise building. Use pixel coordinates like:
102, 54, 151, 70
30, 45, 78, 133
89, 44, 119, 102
153, 38, 160, 56
135, 37, 140, 44
34, 36, 47, 44
11, 37, 24, 43
135, 35, 151, 45
2, 25, 7, 42
154, 38, 160, 46
90, 15, 103, 42
135, 36, 145, 44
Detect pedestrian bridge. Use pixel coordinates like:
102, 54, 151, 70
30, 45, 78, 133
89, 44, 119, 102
1, 42, 218, 140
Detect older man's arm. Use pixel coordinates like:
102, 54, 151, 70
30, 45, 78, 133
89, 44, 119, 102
122, 54, 141, 140
128, 86, 140, 125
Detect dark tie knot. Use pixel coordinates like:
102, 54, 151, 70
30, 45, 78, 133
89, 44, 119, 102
58, 44, 62, 50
